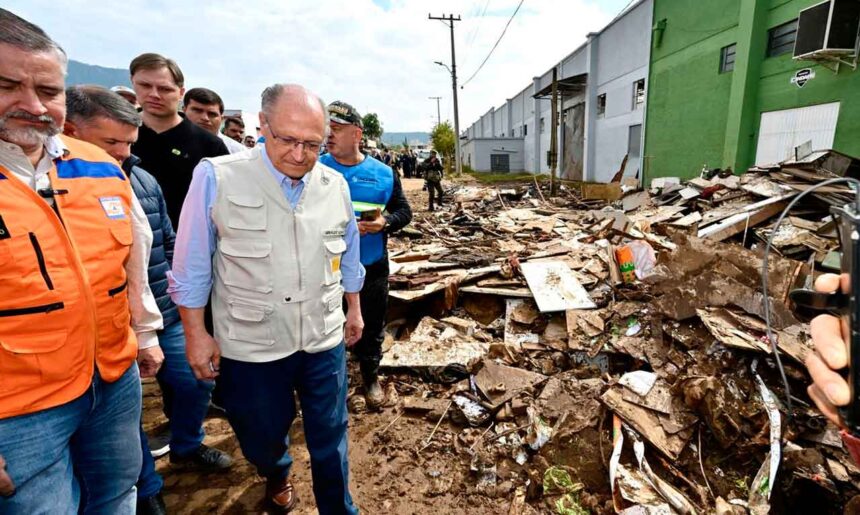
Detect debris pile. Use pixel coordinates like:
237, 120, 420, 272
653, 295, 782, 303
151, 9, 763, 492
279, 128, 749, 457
372, 152, 860, 514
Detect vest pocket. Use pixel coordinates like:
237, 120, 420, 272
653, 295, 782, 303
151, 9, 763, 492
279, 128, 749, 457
110, 224, 134, 246
323, 238, 346, 285
0, 327, 69, 393
322, 286, 345, 335
227, 299, 274, 345
220, 239, 274, 293
227, 196, 267, 231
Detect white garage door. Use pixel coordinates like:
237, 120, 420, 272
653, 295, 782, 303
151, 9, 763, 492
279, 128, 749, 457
755, 102, 840, 166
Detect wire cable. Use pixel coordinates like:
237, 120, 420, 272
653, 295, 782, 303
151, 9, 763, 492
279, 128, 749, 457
466, 0, 492, 48
762, 177, 860, 421
461, 0, 526, 87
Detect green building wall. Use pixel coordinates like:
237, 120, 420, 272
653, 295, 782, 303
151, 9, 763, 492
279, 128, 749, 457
644, 0, 860, 183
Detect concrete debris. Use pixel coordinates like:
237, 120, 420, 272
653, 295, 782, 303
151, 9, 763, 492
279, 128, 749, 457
380, 316, 490, 368
367, 158, 860, 512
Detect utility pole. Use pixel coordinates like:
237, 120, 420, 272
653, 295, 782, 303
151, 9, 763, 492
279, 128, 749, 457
549, 67, 559, 196
428, 96, 442, 126
429, 13, 462, 176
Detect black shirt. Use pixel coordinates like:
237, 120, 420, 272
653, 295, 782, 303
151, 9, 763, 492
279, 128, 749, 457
131, 116, 228, 226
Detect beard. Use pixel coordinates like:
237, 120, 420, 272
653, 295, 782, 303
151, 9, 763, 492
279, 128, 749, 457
0, 110, 61, 149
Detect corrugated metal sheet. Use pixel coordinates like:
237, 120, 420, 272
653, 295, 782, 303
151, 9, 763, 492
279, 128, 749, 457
755, 102, 841, 166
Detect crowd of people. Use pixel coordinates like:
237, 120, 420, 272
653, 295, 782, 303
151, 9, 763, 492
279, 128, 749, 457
0, 8, 415, 515
3, 6, 855, 515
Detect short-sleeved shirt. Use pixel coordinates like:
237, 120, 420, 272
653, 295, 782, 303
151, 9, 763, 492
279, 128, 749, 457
132, 116, 228, 226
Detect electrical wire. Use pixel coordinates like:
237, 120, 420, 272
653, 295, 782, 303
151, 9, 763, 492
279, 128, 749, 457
762, 176, 860, 421
466, 0, 492, 48
461, 0, 526, 87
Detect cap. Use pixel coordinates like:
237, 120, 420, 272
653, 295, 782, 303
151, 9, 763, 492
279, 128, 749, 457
328, 101, 363, 129
111, 85, 135, 96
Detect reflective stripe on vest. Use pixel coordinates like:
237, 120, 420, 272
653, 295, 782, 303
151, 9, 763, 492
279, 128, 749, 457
0, 135, 136, 418
319, 154, 393, 266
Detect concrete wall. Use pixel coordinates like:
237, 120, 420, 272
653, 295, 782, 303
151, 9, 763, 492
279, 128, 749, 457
561, 45, 588, 77
537, 97, 551, 173
591, 0, 652, 182
464, 0, 653, 178
493, 108, 504, 137
644, 0, 860, 182
462, 138, 525, 172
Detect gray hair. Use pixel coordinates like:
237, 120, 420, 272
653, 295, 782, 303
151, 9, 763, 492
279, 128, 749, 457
0, 8, 68, 73
66, 85, 142, 127
261, 83, 330, 136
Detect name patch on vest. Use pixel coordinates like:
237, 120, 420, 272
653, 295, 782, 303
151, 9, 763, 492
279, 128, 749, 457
323, 229, 345, 238
99, 196, 126, 220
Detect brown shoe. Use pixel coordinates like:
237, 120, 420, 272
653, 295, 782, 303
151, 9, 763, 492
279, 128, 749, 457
266, 476, 298, 512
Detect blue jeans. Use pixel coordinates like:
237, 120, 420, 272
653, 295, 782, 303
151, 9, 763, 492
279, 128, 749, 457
0, 363, 142, 514
137, 319, 214, 498
219, 343, 357, 515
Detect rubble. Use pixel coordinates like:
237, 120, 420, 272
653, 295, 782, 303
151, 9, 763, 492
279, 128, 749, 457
369, 151, 860, 513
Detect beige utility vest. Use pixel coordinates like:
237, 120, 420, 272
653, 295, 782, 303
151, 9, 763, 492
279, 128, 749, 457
208, 149, 352, 362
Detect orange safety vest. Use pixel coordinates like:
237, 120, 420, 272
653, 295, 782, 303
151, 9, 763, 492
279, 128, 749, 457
0, 135, 137, 418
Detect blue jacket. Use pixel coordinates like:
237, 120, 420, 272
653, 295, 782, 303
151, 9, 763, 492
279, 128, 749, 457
123, 155, 179, 327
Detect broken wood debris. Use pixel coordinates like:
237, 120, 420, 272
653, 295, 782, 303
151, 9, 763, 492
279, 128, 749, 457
372, 153, 860, 512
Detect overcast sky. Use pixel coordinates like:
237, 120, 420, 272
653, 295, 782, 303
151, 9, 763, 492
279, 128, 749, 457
6, 0, 630, 132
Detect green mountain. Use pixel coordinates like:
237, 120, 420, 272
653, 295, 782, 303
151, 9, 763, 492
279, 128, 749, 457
67, 59, 129, 89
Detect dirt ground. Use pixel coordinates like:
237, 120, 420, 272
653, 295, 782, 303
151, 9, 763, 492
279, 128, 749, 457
146, 176, 517, 514
144, 369, 515, 515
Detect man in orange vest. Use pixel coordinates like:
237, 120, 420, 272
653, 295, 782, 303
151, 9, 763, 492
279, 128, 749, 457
0, 9, 163, 514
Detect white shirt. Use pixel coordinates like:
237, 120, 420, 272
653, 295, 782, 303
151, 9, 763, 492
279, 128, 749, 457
219, 132, 247, 154
0, 136, 163, 349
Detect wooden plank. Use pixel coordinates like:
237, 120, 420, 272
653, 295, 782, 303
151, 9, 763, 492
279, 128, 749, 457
601, 387, 693, 461
460, 286, 533, 298
668, 211, 702, 227
389, 270, 467, 302
697, 200, 789, 242
581, 183, 622, 201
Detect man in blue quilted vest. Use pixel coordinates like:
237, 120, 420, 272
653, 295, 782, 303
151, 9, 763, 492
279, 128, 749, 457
64, 85, 233, 515
319, 101, 412, 408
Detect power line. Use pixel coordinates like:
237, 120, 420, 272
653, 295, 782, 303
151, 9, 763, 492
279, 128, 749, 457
461, 0, 525, 87
462, 0, 492, 68
466, 0, 492, 48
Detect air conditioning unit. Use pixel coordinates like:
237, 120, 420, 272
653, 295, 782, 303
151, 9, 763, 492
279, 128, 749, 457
794, 0, 860, 59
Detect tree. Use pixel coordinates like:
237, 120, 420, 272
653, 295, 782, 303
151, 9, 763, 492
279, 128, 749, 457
430, 122, 455, 172
362, 113, 383, 141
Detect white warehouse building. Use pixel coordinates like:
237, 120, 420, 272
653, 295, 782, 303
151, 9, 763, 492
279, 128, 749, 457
462, 0, 652, 183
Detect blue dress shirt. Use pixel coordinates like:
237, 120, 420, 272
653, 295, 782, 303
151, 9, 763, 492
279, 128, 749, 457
168, 146, 365, 308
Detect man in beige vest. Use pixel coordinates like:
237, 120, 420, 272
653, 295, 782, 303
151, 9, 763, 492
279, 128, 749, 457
168, 84, 365, 514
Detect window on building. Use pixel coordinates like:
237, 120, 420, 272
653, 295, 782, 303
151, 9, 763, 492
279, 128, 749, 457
720, 43, 737, 73
524, 124, 528, 136
597, 94, 607, 117
540, 117, 545, 134
767, 19, 798, 57
632, 79, 645, 110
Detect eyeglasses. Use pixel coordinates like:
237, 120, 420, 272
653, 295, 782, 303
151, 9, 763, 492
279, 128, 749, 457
263, 116, 323, 155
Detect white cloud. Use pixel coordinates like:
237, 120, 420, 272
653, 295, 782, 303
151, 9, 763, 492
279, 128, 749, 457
5, 0, 619, 131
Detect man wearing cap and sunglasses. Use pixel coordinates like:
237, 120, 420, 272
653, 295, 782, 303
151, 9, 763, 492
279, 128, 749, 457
319, 101, 412, 408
